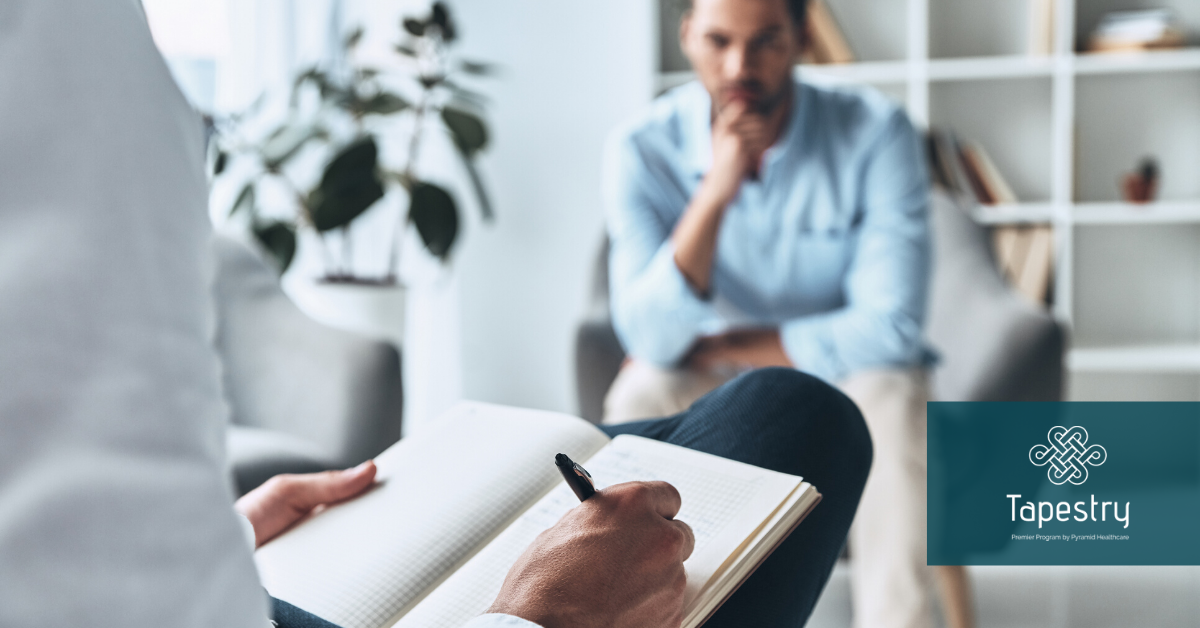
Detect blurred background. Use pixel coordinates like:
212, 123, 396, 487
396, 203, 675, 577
142, 0, 1200, 626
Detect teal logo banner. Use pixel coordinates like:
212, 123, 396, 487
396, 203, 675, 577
928, 402, 1200, 565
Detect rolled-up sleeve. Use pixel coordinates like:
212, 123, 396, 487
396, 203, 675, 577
780, 110, 932, 384
462, 614, 543, 628
603, 130, 717, 366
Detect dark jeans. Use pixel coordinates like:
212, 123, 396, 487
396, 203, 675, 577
275, 367, 872, 628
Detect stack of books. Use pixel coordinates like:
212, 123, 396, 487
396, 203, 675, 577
1087, 9, 1185, 53
927, 129, 1053, 306
927, 130, 1017, 206
801, 0, 855, 65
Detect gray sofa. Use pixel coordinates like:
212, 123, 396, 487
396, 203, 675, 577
212, 235, 404, 494
574, 191, 1065, 421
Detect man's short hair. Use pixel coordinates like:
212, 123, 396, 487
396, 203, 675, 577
680, 0, 809, 26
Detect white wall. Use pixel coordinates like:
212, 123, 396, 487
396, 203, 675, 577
452, 1, 655, 414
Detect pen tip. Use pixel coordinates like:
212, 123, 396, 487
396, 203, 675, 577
555, 453, 571, 467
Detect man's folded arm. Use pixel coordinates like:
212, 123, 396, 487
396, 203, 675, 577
780, 109, 932, 383
603, 130, 717, 366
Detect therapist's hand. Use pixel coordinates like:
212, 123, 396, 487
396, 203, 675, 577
486, 481, 695, 628
235, 461, 377, 548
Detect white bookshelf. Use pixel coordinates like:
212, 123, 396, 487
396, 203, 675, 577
655, 0, 1200, 400
1069, 344, 1200, 372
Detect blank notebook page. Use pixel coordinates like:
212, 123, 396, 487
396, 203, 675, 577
254, 402, 610, 628
394, 434, 802, 628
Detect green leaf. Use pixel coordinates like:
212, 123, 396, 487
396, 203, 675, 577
213, 150, 228, 175
431, 3, 450, 29
253, 221, 297, 272
294, 68, 327, 92
408, 181, 459, 260
343, 26, 364, 50
361, 92, 410, 115
441, 107, 488, 156
230, 182, 255, 217
394, 44, 417, 57
459, 59, 496, 76
403, 18, 425, 36
462, 158, 494, 221
261, 123, 325, 169
308, 137, 385, 232
431, 2, 456, 41
294, 68, 350, 103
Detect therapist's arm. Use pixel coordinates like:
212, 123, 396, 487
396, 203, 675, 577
778, 110, 932, 384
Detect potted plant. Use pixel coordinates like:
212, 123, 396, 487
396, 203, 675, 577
209, 2, 492, 341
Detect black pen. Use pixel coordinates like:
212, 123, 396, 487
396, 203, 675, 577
555, 453, 596, 501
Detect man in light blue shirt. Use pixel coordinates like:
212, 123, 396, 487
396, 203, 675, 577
602, 0, 938, 627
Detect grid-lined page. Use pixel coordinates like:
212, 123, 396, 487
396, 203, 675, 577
254, 402, 610, 628
395, 434, 802, 628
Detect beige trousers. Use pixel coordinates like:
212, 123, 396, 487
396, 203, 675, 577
604, 362, 932, 628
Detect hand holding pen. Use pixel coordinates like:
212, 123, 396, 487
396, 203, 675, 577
487, 456, 695, 628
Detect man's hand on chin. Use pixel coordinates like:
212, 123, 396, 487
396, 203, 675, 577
235, 461, 378, 548
687, 328, 794, 372
486, 481, 696, 628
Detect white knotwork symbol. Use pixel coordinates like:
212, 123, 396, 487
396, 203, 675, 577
1029, 426, 1107, 485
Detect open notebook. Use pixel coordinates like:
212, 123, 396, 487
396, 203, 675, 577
255, 402, 820, 628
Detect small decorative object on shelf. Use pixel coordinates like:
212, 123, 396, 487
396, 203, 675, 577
209, 2, 494, 283
1121, 156, 1160, 204
1087, 9, 1185, 54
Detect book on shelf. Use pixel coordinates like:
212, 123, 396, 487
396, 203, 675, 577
254, 402, 821, 628
957, 142, 995, 205
1017, 226, 1054, 304
962, 141, 1018, 205
926, 129, 1017, 207
927, 129, 969, 201
802, 0, 856, 65
1027, 0, 1055, 56
992, 224, 1053, 305
925, 129, 1051, 305
1087, 9, 1185, 53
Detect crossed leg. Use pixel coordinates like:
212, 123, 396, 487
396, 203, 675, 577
603, 367, 873, 627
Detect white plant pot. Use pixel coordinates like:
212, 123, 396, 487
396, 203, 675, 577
283, 280, 407, 348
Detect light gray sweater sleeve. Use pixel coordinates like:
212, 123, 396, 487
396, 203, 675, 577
0, 0, 268, 626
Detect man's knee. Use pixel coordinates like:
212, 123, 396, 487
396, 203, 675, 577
716, 368, 873, 474
604, 361, 727, 424
604, 362, 675, 423
837, 368, 928, 457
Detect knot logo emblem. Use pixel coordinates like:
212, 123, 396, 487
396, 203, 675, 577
1029, 426, 1107, 485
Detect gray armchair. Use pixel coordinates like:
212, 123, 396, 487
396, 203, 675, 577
212, 235, 404, 494
574, 191, 1065, 422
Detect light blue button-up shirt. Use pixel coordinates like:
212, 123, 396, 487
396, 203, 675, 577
603, 79, 933, 385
